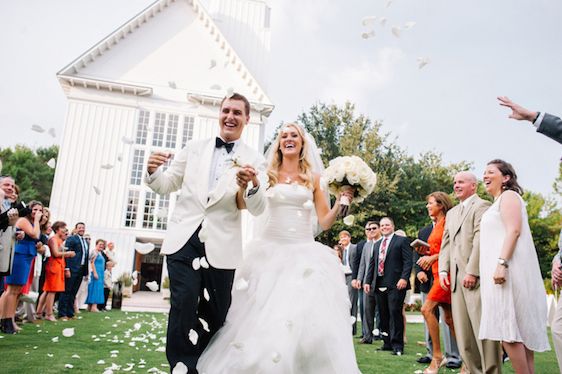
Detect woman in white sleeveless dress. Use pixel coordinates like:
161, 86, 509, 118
197, 123, 361, 373
479, 159, 550, 374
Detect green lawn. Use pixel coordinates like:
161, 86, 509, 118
0, 311, 558, 373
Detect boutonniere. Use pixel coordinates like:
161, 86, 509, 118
228, 156, 243, 169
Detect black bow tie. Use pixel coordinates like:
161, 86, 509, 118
215, 137, 234, 153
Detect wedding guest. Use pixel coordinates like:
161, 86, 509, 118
85, 239, 106, 312
103, 261, 115, 310
498, 96, 562, 144
0, 176, 18, 298
551, 230, 562, 370
353, 221, 381, 344
439, 171, 501, 374
38, 221, 74, 321
364, 217, 413, 356
0, 201, 43, 334
340, 230, 359, 335
74, 233, 91, 313
20, 208, 51, 322
145, 93, 267, 371
414, 218, 462, 370
58, 222, 89, 320
98, 241, 116, 311
417, 192, 455, 373
479, 159, 550, 373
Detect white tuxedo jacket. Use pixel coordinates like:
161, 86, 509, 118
145, 137, 267, 269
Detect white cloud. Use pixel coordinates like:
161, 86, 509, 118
319, 47, 405, 105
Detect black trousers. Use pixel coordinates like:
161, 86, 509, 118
98, 288, 110, 310
58, 265, 86, 318
363, 289, 377, 341
166, 229, 235, 373
375, 287, 406, 351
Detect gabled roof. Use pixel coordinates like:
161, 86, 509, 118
57, 0, 273, 108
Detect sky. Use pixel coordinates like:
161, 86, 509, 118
1, 0, 560, 197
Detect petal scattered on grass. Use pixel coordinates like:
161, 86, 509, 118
62, 328, 75, 337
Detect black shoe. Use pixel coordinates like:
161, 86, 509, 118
0, 318, 16, 334
391, 349, 403, 356
446, 361, 462, 369
359, 338, 372, 344
377, 345, 393, 351
417, 356, 432, 364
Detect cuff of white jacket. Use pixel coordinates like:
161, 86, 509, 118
144, 168, 162, 184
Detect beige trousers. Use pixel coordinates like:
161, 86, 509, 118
451, 274, 502, 374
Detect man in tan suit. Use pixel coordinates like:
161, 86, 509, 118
438, 172, 502, 374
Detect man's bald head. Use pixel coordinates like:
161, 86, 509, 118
453, 171, 478, 202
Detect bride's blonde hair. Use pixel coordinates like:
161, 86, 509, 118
267, 123, 314, 189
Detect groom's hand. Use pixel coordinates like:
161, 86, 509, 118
147, 151, 172, 174
236, 165, 259, 190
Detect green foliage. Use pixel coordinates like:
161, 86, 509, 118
523, 191, 562, 278
293, 102, 471, 244
0, 145, 58, 206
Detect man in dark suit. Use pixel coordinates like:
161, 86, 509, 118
339, 230, 359, 335
364, 217, 413, 355
58, 222, 89, 320
352, 221, 381, 343
498, 96, 562, 144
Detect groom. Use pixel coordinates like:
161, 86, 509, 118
145, 93, 267, 372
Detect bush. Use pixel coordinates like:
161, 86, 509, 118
118, 272, 133, 287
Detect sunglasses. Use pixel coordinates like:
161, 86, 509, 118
365, 227, 379, 231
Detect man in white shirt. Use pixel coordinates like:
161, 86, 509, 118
145, 93, 267, 372
339, 230, 358, 335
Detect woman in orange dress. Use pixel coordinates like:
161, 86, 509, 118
41, 221, 74, 321
417, 191, 454, 374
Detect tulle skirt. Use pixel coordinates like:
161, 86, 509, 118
197, 238, 361, 374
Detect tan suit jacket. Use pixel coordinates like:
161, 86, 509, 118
439, 195, 490, 291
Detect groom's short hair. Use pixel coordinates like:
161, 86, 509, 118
220, 92, 250, 116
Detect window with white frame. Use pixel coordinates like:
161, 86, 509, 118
130, 149, 145, 185
165, 114, 179, 149
124, 190, 140, 227
152, 112, 166, 147
124, 109, 197, 230
136, 110, 149, 145
182, 116, 195, 148
143, 191, 157, 229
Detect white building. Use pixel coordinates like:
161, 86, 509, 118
49, 0, 274, 292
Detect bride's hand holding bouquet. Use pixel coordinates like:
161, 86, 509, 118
322, 155, 377, 217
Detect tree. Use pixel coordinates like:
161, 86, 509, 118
294, 102, 470, 244
523, 191, 562, 278
0, 145, 58, 206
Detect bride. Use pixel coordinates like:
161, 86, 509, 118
197, 123, 361, 373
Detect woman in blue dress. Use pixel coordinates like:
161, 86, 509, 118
86, 239, 106, 312
0, 201, 44, 334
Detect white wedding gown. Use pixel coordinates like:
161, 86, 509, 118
478, 192, 550, 352
197, 183, 361, 373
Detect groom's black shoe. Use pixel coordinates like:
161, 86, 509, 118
377, 345, 393, 351
416, 356, 432, 364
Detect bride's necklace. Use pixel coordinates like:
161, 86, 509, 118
280, 171, 299, 184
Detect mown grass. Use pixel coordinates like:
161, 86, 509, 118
0, 311, 558, 373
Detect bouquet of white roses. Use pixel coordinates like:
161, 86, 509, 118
322, 156, 377, 217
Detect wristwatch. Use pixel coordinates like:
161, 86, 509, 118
498, 258, 509, 268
